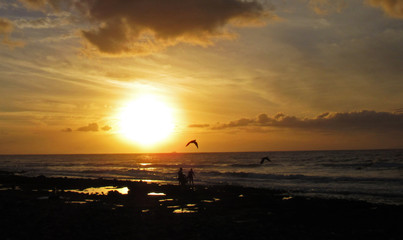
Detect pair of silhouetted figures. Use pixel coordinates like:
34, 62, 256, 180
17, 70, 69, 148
180, 140, 196, 187
178, 168, 195, 187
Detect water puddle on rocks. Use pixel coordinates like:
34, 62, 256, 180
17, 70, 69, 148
147, 192, 166, 196
173, 208, 198, 214
67, 186, 129, 195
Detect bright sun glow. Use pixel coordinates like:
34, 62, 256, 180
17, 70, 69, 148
118, 95, 175, 146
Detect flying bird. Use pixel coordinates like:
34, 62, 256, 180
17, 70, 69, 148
260, 156, 271, 164
186, 139, 198, 148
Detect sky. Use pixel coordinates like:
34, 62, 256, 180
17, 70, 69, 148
0, 0, 402, 154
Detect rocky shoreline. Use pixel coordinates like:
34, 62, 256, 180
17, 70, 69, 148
1, 173, 402, 239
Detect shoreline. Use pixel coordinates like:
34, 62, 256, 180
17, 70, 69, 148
1, 173, 402, 239
1, 148, 401, 155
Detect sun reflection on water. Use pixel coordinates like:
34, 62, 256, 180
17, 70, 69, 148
147, 192, 166, 196
173, 208, 198, 214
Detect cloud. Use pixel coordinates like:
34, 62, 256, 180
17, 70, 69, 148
101, 125, 112, 131
61, 127, 72, 132
13, 15, 71, 29
0, 17, 24, 48
14, 0, 402, 58
62, 123, 110, 132
18, 0, 63, 10
307, 0, 403, 19
367, 0, 403, 18
14, 0, 272, 55
209, 110, 403, 132
308, 0, 347, 15
77, 123, 99, 132
395, 108, 403, 113
188, 124, 210, 128
78, 0, 271, 55
0, 18, 13, 34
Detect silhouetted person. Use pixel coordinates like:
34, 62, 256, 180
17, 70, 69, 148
187, 168, 195, 186
178, 168, 187, 186
260, 156, 271, 164
186, 139, 198, 148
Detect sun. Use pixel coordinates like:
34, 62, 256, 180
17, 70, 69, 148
117, 95, 175, 146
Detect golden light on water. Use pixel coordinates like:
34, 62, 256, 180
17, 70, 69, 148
67, 186, 129, 195
117, 94, 175, 146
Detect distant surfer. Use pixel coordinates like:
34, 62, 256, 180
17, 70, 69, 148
186, 139, 198, 148
260, 156, 271, 164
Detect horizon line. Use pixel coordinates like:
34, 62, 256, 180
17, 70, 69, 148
0, 147, 401, 156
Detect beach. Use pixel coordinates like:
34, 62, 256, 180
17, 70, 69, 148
1, 173, 402, 240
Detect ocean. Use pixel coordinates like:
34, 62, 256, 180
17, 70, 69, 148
1, 149, 402, 205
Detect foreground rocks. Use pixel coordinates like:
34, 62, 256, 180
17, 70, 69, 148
0, 174, 402, 239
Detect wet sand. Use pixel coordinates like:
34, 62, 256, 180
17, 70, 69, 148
1, 173, 402, 240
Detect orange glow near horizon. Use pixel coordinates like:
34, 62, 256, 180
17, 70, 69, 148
117, 94, 175, 147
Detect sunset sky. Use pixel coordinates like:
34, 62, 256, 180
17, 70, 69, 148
0, 0, 402, 154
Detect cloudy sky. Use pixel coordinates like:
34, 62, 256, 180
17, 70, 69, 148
0, 0, 402, 154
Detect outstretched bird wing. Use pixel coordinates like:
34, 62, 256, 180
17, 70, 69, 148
186, 140, 198, 148
186, 140, 194, 147
260, 156, 271, 164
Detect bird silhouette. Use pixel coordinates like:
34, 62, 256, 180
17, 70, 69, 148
186, 139, 198, 148
260, 156, 271, 164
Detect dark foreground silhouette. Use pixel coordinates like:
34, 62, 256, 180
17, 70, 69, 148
0, 173, 402, 240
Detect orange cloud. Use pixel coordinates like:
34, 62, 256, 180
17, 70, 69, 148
77, 123, 99, 132
0, 17, 24, 48
64, 123, 111, 132
367, 0, 403, 18
188, 124, 210, 128
101, 125, 112, 131
0, 18, 13, 34
61, 128, 72, 132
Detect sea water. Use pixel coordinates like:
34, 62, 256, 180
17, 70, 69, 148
1, 149, 402, 205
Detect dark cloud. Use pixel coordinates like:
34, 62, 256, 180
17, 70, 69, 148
78, 0, 272, 55
15, 0, 272, 55
368, 0, 403, 18
212, 117, 255, 130
209, 110, 403, 132
14, 0, 402, 57
77, 122, 99, 132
